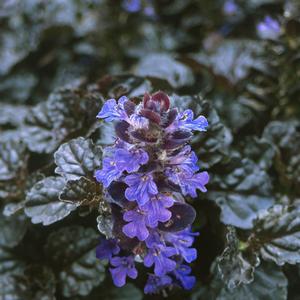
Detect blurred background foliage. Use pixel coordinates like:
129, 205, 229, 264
0, 0, 300, 299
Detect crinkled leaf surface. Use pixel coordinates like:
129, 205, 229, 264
0, 140, 28, 200
192, 262, 287, 300
191, 40, 264, 84
22, 88, 101, 154
0, 210, 28, 248
217, 262, 288, 300
25, 177, 77, 226
248, 204, 300, 265
45, 226, 106, 298
135, 53, 194, 88
207, 157, 275, 229
55, 137, 102, 181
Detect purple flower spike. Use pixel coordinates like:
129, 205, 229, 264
95, 91, 209, 292
125, 173, 158, 206
171, 109, 208, 132
257, 16, 281, 40
116, 148, 149, 173
110, 256, 138, 287
123, 208, 149, 241
97, 96, 129, 122
95, 157, 123, 188
144, 243, 177, 276
144, 274, 173, 294
96, 239, 120, 260
173, 264, 196, 290
142, 194, 174, 228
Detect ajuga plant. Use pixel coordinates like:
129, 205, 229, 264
95, 91, 209, 293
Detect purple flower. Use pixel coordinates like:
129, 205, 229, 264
129, 114, 149, 129
164, 228, 199, 263
169, 109, 208, 132
123, 208, 149, 241
144, 243, 177, 276
95, 157, 123, 188
122, 0, 141, 13
166, 168, 209, 197
115, 148, 149, 173
109, 256, 138, 287
223, 0, 238, 16
96, 239, 120, 260
142, 194, 173, 228
173, 264, 196, 290
97, 96, 129, 122
167, 146, 199, 174
124, 173, 158, 206
257, 16, 281, 40
144, 274, 173, 294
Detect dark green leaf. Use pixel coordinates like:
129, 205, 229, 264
217, 227, 260, 289
103, 283, 143, 300
207, 157, 275, 229
263, 120, 300, 194
217, 262, 288, 300
0, 140, 28, 200
190, 40, 264, 84
0, 209, 28, 248
0, 104, 29, 127
45, 226, 106, 298
22, 88, 101, 154
192, 262, 287, 300
59, 177, 103, 207
25, 177, 77, 226
55, 137, 101, 181
135, 53, 194, 88
248, 204, 300, 265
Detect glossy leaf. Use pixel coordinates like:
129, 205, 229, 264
25, 177, 77, 226
55, 137, 102, 181
45, 226, 106, 297
249, 204, 300, 265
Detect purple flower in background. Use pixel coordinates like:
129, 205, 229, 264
124, 173, 158, 206
142, 194, 174, 228
223, 0, 238, 16
122, 0, 155, 16
144, 243, 177, 276
96, 239, 120, 260
123, 208, 149, 241
173, 264, 196, 290
96, 91, 209, 293
97, 96, 129, 122
109, 256, 138, 287
122, 0, 141, 13
144, 274, 173, 294
257, 16, 281, 40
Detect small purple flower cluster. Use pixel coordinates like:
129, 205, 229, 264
257, 16, 281, 40
95, 92, 209, 294
122, 0, 155, 16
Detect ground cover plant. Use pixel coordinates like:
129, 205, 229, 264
0, 0, 300, 299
